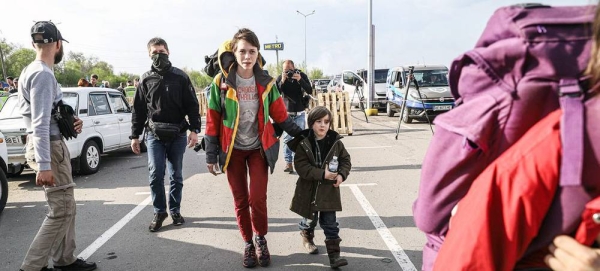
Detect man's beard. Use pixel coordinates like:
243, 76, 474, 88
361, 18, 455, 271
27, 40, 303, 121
54, 46, 64, 64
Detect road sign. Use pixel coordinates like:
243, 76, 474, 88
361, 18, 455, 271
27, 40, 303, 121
264, 42, 284, 51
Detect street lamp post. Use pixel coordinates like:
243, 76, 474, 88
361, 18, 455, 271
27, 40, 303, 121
296, 10, 315, 69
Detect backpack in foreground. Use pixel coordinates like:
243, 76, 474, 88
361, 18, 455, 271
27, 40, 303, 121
412, 4, 596, 269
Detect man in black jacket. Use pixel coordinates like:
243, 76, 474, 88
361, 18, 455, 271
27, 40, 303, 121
276, 60, 312, 173
130, 37, 201, 232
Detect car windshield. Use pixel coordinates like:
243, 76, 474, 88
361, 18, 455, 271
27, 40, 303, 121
62, 93, 78, 113
356, 70, 387, 84
0, 96, 20, 119
410, 69, 449, 87
374, 70, 388, 84
320, 80, 330, 85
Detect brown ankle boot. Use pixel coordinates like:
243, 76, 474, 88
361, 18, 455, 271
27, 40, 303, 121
325, 238, 348, 268
300, 230, 319, 254
284, 162, 294, 173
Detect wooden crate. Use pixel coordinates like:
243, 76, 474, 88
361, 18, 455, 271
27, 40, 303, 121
314, 92, 353, 135
197, 92, 208, 117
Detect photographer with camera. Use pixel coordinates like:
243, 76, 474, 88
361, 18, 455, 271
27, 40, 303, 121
276, 60, 312, 173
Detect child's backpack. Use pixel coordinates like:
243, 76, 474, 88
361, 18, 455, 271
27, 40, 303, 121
412, 3, 596, 269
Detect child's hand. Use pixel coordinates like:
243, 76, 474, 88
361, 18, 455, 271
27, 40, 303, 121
324, 166, 338, 181
333, 175, 344, 187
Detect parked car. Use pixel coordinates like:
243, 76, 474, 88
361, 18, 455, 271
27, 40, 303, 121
0, 131, 8, 213
385, 65, 455, 123
0, 87, 144, 176
313, 79, 331, 93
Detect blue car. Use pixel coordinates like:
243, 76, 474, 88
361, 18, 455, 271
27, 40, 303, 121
385, 65, 455, 123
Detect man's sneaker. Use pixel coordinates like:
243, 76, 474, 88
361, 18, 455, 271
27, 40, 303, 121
254, 236, 271, 267
149, 213, 168, 232
172, 213, 185, 226
54, 258, 97, 271
243, 242, 258, 268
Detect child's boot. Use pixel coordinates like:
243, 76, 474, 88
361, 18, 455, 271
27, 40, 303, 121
324, 238, 348, 268
300, 230, 319, 254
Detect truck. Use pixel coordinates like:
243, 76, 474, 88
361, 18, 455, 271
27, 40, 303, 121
385, 65, 455, 123
356, 68, 389, 110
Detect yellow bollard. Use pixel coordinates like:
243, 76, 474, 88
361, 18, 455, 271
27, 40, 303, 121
365, 108, 378, 116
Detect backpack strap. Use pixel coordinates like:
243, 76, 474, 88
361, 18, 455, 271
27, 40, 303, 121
558, 79, 585, 187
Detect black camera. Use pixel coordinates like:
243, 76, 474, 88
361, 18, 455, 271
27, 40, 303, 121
286, 69, 300, 78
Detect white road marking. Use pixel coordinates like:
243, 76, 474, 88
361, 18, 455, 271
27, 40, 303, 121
76, 204, 85, 206
340, 183, 377, 187
5, 206, 16, 209
400, 124, 418, 130
347, 184, 417, 271
78, 196, 152, 260
22, 205, 35, 208
346, 146, 392, 150
135, 192, 151, 195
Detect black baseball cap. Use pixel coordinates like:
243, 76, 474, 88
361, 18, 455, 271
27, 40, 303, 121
31, 21, 68, 44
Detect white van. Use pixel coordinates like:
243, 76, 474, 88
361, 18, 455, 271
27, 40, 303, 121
356, 69, 389, 110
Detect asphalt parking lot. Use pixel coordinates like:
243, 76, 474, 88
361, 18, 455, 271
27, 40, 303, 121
0, 111, 434, 271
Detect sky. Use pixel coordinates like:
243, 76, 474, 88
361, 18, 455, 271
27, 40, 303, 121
0, 0, 594, 77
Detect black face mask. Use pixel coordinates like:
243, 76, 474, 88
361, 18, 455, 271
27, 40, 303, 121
151, 53, 171, 72
54, 45, 64, 64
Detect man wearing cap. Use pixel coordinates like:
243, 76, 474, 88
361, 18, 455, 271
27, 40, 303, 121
18, 21, 96, 271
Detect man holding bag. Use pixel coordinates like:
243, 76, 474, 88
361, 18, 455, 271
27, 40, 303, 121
130, 37, 201, 232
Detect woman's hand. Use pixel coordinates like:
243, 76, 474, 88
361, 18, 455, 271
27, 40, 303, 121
545, 235, 600, 271
207, 163, 220, 176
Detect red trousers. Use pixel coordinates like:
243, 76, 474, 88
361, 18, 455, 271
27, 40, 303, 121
226, 148, 269, 241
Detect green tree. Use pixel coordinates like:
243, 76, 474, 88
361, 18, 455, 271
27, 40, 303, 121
6, 48, 36, 77
183, 67, 212, 90
0, 39, 16, 80
265, 60, 284, 78
308, 68, 324, 80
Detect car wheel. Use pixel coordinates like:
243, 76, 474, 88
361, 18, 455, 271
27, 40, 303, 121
0, 169, 8, 214
402, 108, 413, 124
80, 140, 100, 175
386, 102, 395, 117
7, 164, 24, 178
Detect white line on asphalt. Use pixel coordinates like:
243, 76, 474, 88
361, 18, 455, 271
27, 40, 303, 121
76, 204, 85, 206
400, 124, 418, 130
22, 205, 35, 208
5, 206, 16, 209
135, 192, 151, 195
78, 196, 152, 260
348, 184, 417, 271
346, 146, 392, 150
340, 183, 377, 187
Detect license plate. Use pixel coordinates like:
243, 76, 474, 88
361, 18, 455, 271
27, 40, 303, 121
6, 136, 22, 144
433, 105, 452, 111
